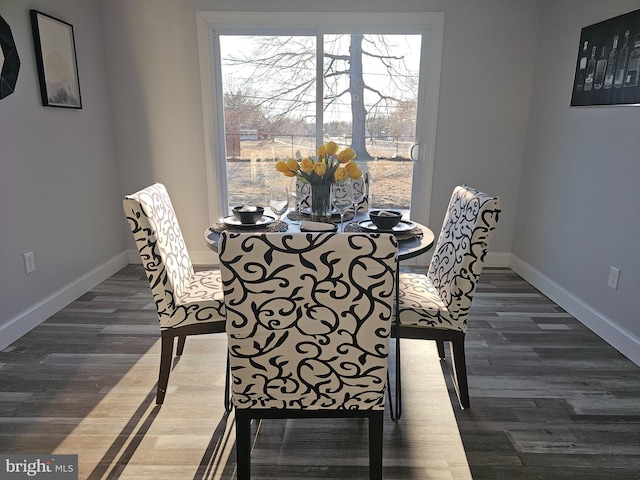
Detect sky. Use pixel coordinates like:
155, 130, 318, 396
219, 34, 422, 124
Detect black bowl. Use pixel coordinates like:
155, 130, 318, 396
232, 206, 264, 224
369, 210, 403, 230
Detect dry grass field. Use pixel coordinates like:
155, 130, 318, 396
226, 137, 414, 209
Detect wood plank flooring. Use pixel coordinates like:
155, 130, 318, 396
450, 268, 640, 479
1, 266, 639, 479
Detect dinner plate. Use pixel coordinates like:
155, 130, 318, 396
300, 221, 338, 232
222, 215, 276, 228
358, 219, 416, 233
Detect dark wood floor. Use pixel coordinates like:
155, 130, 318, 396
451, 268, 640, 480
1, 265, 639, 479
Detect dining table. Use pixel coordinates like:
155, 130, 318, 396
204, 208, 435, 421
204, 209, 434, 262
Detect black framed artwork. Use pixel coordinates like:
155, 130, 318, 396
571, 8, 640, 106
30, 10, 82, 108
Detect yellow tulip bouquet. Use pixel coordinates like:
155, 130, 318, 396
275, 141, 362, 222
275, 141, 362, 185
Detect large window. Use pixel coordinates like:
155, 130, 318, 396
197, 12, 443, 226
219, 34, 317, 208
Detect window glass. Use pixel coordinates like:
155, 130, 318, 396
219, 33, 421, 210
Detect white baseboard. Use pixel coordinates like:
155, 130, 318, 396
509, 254, 640, 367
0, 252, 130, 351
486, 252, 510, 268
127, 248, 220, 266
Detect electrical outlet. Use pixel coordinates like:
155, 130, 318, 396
608, 266, 620, 289
24, 251, 36, 274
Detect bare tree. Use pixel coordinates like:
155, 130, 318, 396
388, 100, 417, 140
222, 34, 418, 160
223, 82, 268, 157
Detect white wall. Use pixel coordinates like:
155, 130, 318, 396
99, 0, 216, 265
513, 0, 640, 364
0, 0, 126, 348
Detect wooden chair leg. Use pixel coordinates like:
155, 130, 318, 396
224, 353, 232, 412
235, 410, 252, 480
157, 333, 174, 405
450, 334, 470, 409
436, 339, 446, 359
388, 338, 402, 421
176, 336, 186, 356
369, 410, 384, 480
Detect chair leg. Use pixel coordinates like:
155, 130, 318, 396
387, 337, 402, 422
224, 353, 232, 412
369, 411, 384, 480
395, 336, 402, 420
389, 266, 403, 421
176, 336, 186, 356
157, 332, 174, 405
436, 339, 446, 359
450, 334, 470, 409
235, 410, 252, 480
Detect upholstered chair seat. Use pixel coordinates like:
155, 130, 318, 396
168, 270, 225, 329
396, 273, 456, 329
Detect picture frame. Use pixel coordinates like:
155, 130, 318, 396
30, 10, 82, 108
570, 8, 640, 107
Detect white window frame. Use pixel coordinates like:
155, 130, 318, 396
196, 11, 443, 228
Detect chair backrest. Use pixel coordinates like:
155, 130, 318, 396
123, 183, 194, 322
427, 185, 501, 322
218, 232, 398, 411
296, 179, 312, 209
297, 173, 369, 213
351, 172, 370, 214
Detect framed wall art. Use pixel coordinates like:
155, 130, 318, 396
1, 14, 21, 99
30, 10, 82, 108
571, 8, 640, 106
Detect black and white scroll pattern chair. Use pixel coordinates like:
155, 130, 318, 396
351, 172, 370, 214
297, 173, 369, 213
123, 183, 228, 406
391, 185, 500, 415
296, 179, 312, 210
218, 232, 398, 480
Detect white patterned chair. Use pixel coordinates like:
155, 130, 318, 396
296, 179, 312, 210
123, 183, 228, 406
351, 172, 370, 214
218, 232, 398, 480
391, 185, 500, 415
297, 173, 369, 213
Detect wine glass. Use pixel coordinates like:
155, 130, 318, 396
331, 181, 354, 232
269, 186, 289, 222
